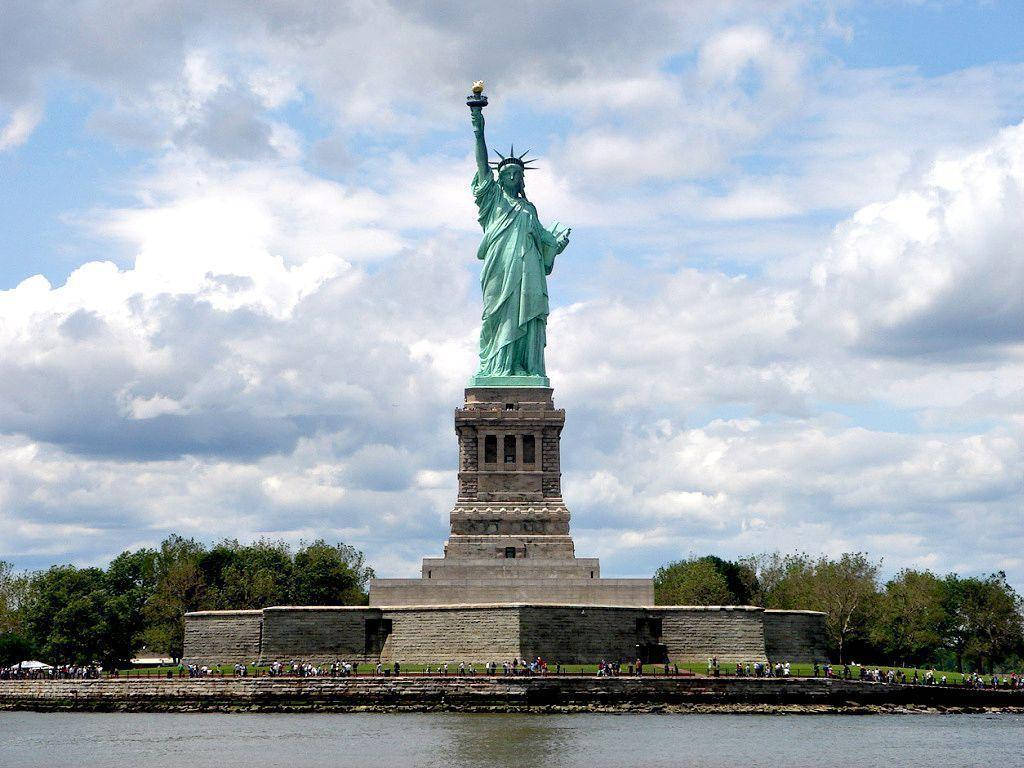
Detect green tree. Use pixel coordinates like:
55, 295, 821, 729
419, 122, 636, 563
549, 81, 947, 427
196, 539, 242, 609
944, 572, 1024, 673
25, 566, 110, 664
141, 535, 206, 662
215, 540, 293, 609
0, 632, 34, 666
0, 560, 31, 635
653, 557, 736, 605
970, 572, 1024, 673
103, 548, 159, 667
703, 555, 758, 604
290, 540, 374, 605
870, 569, 946, 666
743, 552, 816, 609
810, 553, 881, 663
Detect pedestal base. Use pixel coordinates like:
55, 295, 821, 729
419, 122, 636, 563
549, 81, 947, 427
368, 576, 654, 607
467, 374, 550, 388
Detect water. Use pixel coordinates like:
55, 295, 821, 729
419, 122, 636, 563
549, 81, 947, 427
1, 711, 1022, 768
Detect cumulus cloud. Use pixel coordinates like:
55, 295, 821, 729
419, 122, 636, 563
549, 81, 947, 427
5, 118, 1022, 579
808, 120, 1024, 358
1, 1, 1022, 590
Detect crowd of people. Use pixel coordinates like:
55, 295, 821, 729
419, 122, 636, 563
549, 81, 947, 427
0, 664, 101, 680
3, 657, 1024, 689
597, 659, 683, 676
260, 661, 357, 677
709, 659, 791, 677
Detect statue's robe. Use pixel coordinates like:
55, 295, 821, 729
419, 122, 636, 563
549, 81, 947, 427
472, 169, 558, 377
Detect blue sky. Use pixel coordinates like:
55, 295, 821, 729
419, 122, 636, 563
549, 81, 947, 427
1, 0, 1022, 587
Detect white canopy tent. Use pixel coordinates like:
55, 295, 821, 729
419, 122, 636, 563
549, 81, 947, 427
6, 660, 53, 671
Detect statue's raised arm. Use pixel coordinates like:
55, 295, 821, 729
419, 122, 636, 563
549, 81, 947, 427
471, 107, 489, 179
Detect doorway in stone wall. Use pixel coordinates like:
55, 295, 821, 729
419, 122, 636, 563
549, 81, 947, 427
364, 618, 393, 655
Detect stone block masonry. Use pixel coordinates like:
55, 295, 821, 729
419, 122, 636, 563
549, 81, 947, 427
181, 379, 824, 669
182, 610, 262, 665
656, 607, 768, 663
519, 606, 644, 662
260, 607, 380, 664
763, 610, 829, 663
368, 386, 655, 607
3, 676, 1021, 714
368, 579, 653, 608
184, 604, 827, 666
379, 606, 521, 664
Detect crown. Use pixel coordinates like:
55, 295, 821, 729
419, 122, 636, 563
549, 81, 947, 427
489, 145, 538, 172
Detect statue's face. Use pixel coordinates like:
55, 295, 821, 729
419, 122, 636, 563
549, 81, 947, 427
499, 164, 523, 195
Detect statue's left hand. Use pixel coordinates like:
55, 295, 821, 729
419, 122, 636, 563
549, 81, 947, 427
555, 226, 571, 254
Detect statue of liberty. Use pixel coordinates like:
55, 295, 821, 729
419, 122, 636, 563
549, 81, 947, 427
467, 83, 570, 387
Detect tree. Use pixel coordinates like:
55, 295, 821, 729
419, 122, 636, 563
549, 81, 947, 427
103, 548, 159, 668
742, 552, 816, 609
810, 553, 880, 663
0, 632, 33, 667
0, 560, 31, 635
141, 536, 206, 663
704, 555, 758, 604
970, 572, 1024, 673
290, 540, 374, 605
870, 569, 946, 667
944, 572, 1024, 673
25, 566, 110, 664
215, 540, 293, 609
653, 557, 737, 605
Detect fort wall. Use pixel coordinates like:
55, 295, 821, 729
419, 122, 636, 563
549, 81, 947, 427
182, 610, 262, 666
183, 605, 829, 667
656, 606, 767, 663
519, 605, 644, 663
763, 610, 829, 663
378, 606, 520, 664
259, 606, 380, 664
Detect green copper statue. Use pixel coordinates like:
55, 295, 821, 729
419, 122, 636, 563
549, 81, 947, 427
467, 82, 570, 388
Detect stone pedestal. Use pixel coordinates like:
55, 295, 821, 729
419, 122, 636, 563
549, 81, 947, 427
369, 387, 654, 606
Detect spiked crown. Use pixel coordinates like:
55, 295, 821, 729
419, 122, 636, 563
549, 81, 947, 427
490, 145, 538, 172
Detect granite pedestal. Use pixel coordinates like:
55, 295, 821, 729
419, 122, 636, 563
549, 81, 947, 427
369, 387, 654, 606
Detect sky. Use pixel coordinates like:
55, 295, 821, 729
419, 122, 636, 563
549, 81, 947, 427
0, 0, 1022, 588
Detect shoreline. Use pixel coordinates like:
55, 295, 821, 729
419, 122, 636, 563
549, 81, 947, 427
2, 676, 1022, 715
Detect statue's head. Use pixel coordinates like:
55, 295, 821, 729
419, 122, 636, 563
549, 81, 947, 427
491, 146, 536, 199
498, 163, 524, 197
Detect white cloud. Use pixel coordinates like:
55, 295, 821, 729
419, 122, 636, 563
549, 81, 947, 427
808, 120, 1024, 357
0, 103, 41, 150
1, 118, 1022, 585
0, 0, 1022, 593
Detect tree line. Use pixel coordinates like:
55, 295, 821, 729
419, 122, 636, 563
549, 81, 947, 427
0, 536, 374, 669
654, 553, 1024, 673
4, 542, 1020, 674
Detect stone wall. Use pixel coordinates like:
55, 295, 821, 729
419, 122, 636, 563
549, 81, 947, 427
540, 428, 561, 497
182, 610, 262, 665
369, 579, 653, 607
656, 607, 767, 663
183, 604, 822, 667
519, 606, 645, 663
379, 606, 520, 664
260, 606, 379, 664
763, 610, 828, 663
4, 676, 1022, 713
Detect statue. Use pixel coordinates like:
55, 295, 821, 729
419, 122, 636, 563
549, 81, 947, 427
467, 82, 570, 387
